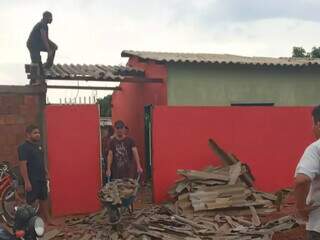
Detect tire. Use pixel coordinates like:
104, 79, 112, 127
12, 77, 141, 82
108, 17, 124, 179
1, 185, 40, 227
1, 185, 16, 227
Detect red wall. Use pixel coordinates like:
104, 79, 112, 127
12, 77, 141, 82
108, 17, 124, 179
152, 106, 314, 203
112, 59, 167, 173
46, 105, 101, 216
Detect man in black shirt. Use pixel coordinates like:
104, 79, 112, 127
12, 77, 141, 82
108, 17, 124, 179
27, 11, 58, 82
18, 124, 55, 225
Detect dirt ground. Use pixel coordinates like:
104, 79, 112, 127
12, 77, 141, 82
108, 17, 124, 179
263, 195, 306, 240
0, 183, 305, 239
42, 185, 308, 240
45, 182, 154, 239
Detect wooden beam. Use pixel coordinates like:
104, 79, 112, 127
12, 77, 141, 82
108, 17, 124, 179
208, 139, 254, 187
0, 85, 46, 95
47, 85, 121, 91
27, 75, 163, 83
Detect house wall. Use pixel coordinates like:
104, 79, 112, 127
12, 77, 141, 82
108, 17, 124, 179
167, 63, 320, 106
0, 93, 39, 166
112, 58, 167, 173
152, 106, 313, 203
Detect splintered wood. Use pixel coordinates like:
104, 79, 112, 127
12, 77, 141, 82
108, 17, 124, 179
59, 206, 297, 240
98, 179, 139, 204
171, 140, 277, 219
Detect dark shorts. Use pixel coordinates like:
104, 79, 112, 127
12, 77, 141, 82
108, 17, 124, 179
26, 180, 48, 204
307, 231, 320, 240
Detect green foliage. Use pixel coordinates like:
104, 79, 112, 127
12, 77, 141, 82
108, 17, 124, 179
97, 95, 112, 117
311, 47, 320, 58
292, 47, 306, 58
292, 46, 320, 59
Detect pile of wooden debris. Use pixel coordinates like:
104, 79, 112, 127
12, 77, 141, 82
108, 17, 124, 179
45, 205, 297, 240
98, 179, 139, 205
170, 139, 279, 224
126, 206, 297, 240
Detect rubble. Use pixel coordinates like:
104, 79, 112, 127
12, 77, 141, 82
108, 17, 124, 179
171, 164, 277, 218
47, 205, 297, 240
171, 140, 278, 220
44, 139, 299, 239
98, 179, 139, 205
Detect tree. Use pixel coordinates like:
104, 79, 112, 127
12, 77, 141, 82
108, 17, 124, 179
311, 47, 320, 58
97, 95, 112, 117
292, 47, 307, 58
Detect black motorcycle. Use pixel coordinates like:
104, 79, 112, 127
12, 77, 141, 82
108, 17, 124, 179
0, 205, 45, 240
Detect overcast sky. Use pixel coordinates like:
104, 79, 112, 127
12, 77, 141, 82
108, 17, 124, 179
1, 0, 320, 102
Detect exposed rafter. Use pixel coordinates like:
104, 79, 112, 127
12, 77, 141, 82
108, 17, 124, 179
46, 85, 121, 91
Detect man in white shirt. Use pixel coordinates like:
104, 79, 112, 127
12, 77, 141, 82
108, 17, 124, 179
295, 105, 320, 240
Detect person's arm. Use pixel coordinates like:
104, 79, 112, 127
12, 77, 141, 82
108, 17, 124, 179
40, 29, 50, 51
294, 144, 320, 220
18, 146, 32, 192
45, 167, 49, 180
19, 161, 32, 192
106, 150, 113, 177
294, 174, 311, 219
132, 147, 143, 173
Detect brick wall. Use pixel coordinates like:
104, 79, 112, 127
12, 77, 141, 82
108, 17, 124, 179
0, 94, 39, 166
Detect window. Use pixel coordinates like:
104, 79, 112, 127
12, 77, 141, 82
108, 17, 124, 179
231, 102, 274, 107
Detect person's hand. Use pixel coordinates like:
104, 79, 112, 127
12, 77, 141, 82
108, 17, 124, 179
25, 181, 32, 192
297, 202, 320, 221
106, 168, 111, 177
52, 42, 58, 50
137, 166, 143, 174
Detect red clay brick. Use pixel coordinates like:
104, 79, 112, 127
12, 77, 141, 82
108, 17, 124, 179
25, 115, 37, 124
24, 96, 38, 106
15, 116, 25, 124
16, 134, 25, 144
0, 135, 5, 145
4, 115, 16, 125
16, 124, 25, 133
19, 105, 29, 116
6, 135, 16, 145
2, 145, 11, 155
0, 116, 5, 125
1, 95, 22, 114
6, 105, 19, 115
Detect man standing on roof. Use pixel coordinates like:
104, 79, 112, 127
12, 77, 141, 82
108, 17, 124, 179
294, 105, 320, 239
27, 11, 58, 82
106, 120, 143, 180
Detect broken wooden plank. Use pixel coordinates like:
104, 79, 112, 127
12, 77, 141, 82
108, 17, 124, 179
42, 229, 61, 240
177, 169, 229, 182
249, 206, 261, 226
208, 139, 254, 187
172, 215, 208, 229
228, 162, 242, 185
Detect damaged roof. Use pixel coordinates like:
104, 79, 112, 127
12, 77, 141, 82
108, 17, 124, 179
42, 64, 144, 80
122, 50, 320, 67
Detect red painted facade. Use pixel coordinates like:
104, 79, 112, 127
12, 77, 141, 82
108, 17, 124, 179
46, 105, 101, 216
112, 58, 167, 171
152, 106, 314, 203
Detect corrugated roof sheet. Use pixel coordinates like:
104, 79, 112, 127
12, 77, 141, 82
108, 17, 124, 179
43, 64, 144, 80
122, 50, 320, 67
